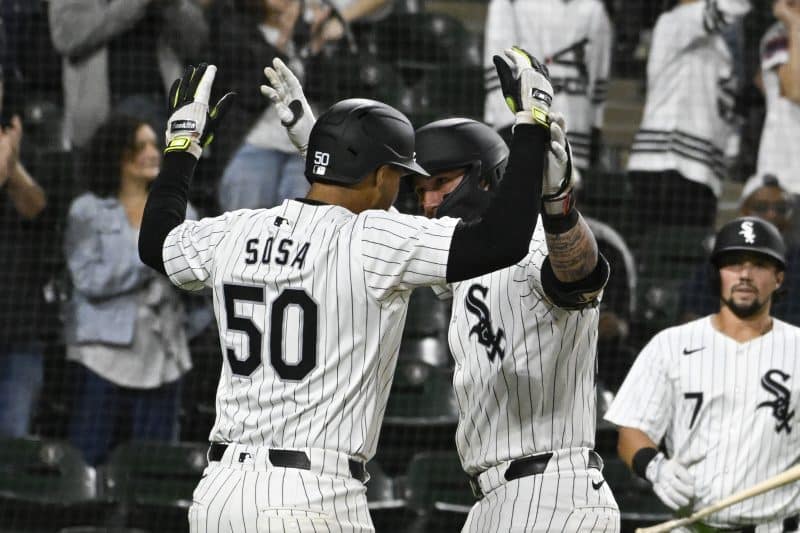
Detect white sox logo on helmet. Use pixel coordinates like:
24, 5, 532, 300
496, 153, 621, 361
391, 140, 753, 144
739, 221, 756, 244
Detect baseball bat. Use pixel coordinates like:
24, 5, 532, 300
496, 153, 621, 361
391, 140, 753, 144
635, 463, 800, 533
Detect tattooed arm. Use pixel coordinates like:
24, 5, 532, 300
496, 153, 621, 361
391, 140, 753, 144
540, 212, 609, 310
545, 214, 598, 282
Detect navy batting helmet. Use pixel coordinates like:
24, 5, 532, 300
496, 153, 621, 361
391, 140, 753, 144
711, 216, 787, 270
305, 98, 428, 185
413, 118, 509, 220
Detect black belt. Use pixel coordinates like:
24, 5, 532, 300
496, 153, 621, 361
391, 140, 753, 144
469, 450, 603, 499
207, 443, 367, 483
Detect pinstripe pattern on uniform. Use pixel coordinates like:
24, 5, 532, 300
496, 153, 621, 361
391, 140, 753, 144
446, 222, 600, 475
164, 200, 459, 530
462, 456, 619, 532
605, 317, 800, 527
433, 220, 618, 530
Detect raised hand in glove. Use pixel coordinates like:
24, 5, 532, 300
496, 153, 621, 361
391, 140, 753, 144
543, 112, 576, 215
165, 63, 236, 159
645, 452, 694, 511
261, 58, 315, 157
492, 46, 553, 129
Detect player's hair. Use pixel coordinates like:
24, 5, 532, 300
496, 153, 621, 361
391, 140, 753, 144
84, 114, 154, 199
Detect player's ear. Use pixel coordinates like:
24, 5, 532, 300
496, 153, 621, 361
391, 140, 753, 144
776, 270, 785, 289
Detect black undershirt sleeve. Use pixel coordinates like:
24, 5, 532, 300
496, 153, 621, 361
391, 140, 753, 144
446, 123, 547, 283
138, 152, 198, 276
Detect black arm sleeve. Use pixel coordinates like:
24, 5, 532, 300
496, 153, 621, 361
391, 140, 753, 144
446, 123, 546, 283
138, 152, 198, 276
540, 252, 610, 310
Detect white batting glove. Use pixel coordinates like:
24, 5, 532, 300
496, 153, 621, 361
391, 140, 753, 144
492, 46, 553, 129
165, 64, 235, 159
261, 58, 315, 157
543, 112, 576, 215
645, 453, 695, 511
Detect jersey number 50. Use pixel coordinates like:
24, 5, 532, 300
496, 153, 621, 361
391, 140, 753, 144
223, 284, 318, 380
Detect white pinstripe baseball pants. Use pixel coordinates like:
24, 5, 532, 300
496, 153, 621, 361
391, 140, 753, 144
461, 448, 621, 532
188, 444, 374, 533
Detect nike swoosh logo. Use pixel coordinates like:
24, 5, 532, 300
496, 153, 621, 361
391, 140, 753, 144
683, 347, 705, 355
591, 480, 605, 490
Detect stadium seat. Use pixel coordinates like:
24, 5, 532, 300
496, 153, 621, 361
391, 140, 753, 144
403, 288, 449, 339
101, 441, 207, 532
633, 225, 713, 336
384, 361, 458, 425
365, 461, 410, 533
372, 12, 480, 68
398, 337, 450, 369
404, 451, 472, 533
377, 361, 458, 478
0, 437, 105, 531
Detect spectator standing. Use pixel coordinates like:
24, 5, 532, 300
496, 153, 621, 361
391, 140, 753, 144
627, 0, 750, 233
483, 0, 613, 173
213, 0, 309, 211
0, 112, 47, 438
48, 0, 209, 148
63, 115, 194, 466
306, 0, 392, 55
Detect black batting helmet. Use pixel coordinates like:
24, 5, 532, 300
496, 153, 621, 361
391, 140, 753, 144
711, 216, 787, 270
414, 118, 509, 220
305, 98, 428, 185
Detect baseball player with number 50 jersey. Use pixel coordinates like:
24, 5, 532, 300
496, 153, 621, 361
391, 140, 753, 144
605, 217, 800, 532
138, 59, 556, 532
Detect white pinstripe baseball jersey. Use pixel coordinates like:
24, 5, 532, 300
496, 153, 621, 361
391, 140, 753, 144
163, 198, 459, 461
435, 221, 602, 475
627, 0, 750, 197
605, 316, 800, 527
483, 0, 612, 169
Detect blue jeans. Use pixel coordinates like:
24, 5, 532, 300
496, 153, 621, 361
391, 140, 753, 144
69, 365, 182, 466
0, 343, 44, 438
218, 143, 309, 211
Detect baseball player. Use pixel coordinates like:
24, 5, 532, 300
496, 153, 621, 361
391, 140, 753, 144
138, 57, 555, 532
410, 56, 619, 533
483, 0, 613, 173
605, 217, 800, 532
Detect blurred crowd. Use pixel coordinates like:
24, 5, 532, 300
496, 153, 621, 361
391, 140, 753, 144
0, 0, 797, 475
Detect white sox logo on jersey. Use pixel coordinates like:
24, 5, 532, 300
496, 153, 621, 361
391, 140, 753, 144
465, 284, 506, 362
739, 221, 756, 244
756, 369, 795, 433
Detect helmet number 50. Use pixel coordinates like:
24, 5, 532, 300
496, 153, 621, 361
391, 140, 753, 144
222, 284, 318, 380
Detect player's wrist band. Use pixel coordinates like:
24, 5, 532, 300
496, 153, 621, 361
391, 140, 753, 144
541, 194, 578, 234
632, 447, 659, 480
